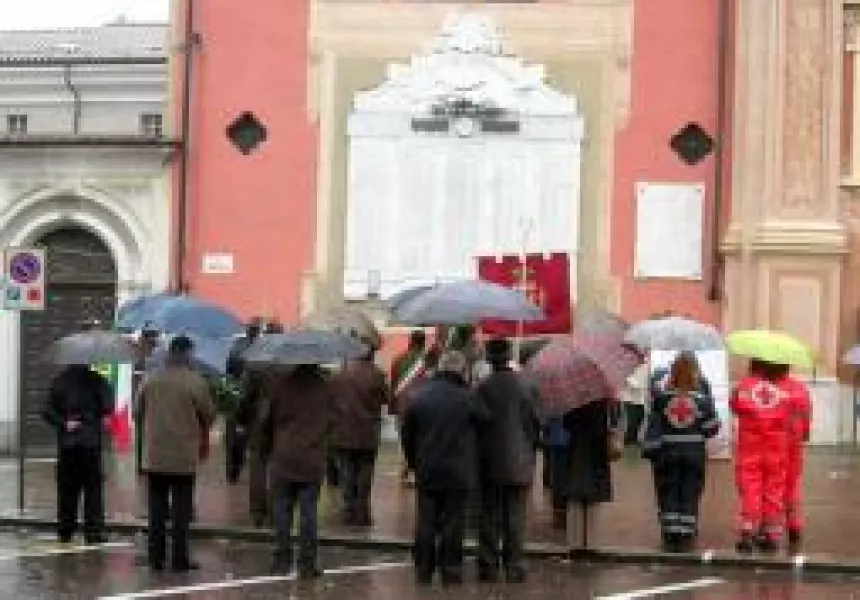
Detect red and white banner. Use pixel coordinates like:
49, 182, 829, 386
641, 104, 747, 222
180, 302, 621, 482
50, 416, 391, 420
476, 252, 572, 336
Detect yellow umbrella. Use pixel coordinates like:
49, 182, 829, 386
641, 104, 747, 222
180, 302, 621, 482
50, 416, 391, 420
725, 329, 814, 370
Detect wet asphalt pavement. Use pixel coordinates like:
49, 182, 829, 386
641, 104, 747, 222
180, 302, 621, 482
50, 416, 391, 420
1, 533, 860, 599
10, 444, 860, 559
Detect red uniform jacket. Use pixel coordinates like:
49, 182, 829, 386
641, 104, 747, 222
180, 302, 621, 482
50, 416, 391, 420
730, 375, 793, 453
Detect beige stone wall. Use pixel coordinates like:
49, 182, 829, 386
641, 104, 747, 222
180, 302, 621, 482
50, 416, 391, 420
722, 0, 847, 374
305, 1, 633, 316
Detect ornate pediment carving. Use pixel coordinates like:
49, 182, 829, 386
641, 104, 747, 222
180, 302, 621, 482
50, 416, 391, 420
352, 13, 577, 118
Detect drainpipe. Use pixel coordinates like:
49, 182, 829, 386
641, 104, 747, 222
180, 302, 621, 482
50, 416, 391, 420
175, 0, 195, 293
708, 0, 730, 302
63, 64, 81, 134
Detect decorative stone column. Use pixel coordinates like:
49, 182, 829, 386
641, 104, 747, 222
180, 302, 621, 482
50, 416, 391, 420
721, 0, 847, 441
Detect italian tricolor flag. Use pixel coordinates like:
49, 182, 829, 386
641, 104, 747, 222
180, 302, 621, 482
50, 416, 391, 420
92, 362, 134, 453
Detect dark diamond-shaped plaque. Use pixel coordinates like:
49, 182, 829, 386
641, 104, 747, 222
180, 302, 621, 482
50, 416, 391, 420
227, 112, 267, 155
670, 122, 714, 165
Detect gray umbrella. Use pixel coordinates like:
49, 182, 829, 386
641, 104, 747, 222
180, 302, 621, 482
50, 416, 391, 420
843, 345, 860, 366
303, 305, 382, 350
575, 307, 628, 339
242, 330, 368, 365
52, 331, 138, 365
391, 280, 544, 325
385, 285, 435, 313
624, 316, 723, 352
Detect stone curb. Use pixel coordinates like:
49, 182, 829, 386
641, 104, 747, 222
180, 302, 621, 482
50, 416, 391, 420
1, 515, 858, 575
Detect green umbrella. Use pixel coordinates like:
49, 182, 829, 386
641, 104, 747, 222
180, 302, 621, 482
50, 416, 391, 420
725, 329, 814, 369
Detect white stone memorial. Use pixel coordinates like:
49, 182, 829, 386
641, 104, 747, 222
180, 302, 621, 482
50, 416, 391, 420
344, 14, 585, 300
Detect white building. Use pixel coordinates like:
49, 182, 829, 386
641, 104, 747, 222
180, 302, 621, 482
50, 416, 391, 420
0, 23, 174, 451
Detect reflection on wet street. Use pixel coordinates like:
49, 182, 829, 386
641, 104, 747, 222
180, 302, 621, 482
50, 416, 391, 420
0, 534, 858, 599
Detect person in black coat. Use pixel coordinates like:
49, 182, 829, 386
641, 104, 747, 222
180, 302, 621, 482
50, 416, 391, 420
401, 351, 489, 585
562, 397, 620, 552
642, 352, 719, 552
224, 318, 262, 484
474, 338, 540, 583
43, 365, 113, 544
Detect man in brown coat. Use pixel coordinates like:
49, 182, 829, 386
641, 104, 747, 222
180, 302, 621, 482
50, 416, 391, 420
332, 345, 391, 526
135, 335, 216, 572
258, 363, 335, 579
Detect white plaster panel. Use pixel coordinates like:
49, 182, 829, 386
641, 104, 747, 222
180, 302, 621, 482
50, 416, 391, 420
344, 15, 584, 300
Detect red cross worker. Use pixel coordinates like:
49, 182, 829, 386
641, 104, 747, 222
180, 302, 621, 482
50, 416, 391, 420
781, 374, 811, 547
729, 361, 793, 553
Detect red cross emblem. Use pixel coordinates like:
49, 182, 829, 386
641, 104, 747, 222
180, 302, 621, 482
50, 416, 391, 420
751, 381, 784, 409
666, 395, 697, 428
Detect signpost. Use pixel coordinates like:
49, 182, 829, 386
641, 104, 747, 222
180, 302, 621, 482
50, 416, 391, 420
4, 248, 46, 311
2, 248, 46, 514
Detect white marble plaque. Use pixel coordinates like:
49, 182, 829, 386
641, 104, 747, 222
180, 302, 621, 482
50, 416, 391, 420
344, 15, 584, 299
343, 14, 585, 300
634, 182, 704, 279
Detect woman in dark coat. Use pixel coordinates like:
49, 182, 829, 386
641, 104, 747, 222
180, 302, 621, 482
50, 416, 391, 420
562, 398, 619, 551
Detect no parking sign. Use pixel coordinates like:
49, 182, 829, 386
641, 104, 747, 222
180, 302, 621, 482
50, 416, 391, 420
3, 248, 45, 310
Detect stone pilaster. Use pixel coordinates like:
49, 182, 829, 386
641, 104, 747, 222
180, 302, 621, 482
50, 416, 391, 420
721, 0, 847, 373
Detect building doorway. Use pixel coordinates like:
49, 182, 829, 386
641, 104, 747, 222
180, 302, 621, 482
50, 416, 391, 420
19, 227, 117, 452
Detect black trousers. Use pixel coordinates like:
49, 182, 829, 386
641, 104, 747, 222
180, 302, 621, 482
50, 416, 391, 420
414, 488, 467, 579
652, 451, 705, 539
225, 418, 247, 484
272, 482, 320, 572
477, 485, 527, 572
147, 473, 194, 567
56, 447, 104, 542
339, 449, 376, 525
548, 447, 571, 512
623, 403, 645, 446
247, 437, 269, 524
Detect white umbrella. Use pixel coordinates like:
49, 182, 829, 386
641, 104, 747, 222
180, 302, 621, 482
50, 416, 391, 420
625, 316, 723, 352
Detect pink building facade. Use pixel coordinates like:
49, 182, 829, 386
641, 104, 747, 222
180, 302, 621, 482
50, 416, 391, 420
172, 0, 852, 382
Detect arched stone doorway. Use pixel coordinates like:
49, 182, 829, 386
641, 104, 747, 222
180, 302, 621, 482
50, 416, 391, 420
20, 227, 117, 450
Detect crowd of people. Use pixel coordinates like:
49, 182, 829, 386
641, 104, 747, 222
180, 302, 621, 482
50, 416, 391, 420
39, 319, 813, 584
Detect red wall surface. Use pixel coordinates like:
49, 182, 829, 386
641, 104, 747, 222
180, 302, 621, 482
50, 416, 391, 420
612, 0, 725, 326
176, 0, 730, 329
178, 0, 315, 324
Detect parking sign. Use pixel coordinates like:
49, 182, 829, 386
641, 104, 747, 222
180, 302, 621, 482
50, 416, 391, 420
4, 248, 45, 310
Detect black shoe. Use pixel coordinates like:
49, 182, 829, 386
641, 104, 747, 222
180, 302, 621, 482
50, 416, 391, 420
675, 535, 696, 554
661, 534, 680, 553
171, 561, 200, 572
440, 569, 463, 585
148, 560, 165, 572
298, 567, 322, 581
85, 534, 108, 545
505, 566, 527, 583
478, 563, 499, 583
271, 553, 293, 575
415, 571, 433, 586
756, 537, 779, 554
736, 534, 754, 554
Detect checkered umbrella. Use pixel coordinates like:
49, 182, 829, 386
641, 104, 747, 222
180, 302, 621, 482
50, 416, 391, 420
525, 334, 642, 416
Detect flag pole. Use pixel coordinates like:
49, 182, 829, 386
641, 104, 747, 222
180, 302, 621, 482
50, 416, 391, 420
515, 218, 533, 362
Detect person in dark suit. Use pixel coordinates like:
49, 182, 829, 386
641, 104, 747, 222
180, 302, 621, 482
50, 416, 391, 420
401, 351, 489, 585
474, 338, 540, 583
43, 365, 114, 544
